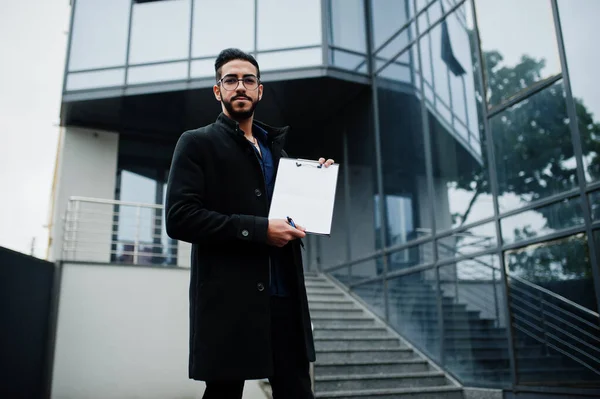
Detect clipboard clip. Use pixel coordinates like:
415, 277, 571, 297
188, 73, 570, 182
296, 161, 323, 169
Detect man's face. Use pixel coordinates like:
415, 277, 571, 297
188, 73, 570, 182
214, 59, 263, 121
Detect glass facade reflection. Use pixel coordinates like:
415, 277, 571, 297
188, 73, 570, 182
63, 0, 600, 393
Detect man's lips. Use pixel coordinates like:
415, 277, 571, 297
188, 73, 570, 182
233, 97, 250, 102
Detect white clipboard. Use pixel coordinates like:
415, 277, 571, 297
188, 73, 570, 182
268, 158, 340, 236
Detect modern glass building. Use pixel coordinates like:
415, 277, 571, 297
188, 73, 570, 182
49, 0, 600, 397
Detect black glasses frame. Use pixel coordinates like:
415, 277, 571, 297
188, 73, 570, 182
217, 75, 261, 91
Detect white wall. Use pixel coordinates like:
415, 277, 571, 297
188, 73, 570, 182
52, 263, 266, 399
48, 127, 119, 262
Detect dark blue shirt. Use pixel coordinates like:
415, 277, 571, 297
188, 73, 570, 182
253, 125, 290, 297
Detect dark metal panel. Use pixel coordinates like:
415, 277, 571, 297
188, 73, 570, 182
0, 248, 56, 399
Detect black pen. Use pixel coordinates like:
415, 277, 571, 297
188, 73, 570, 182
287, 216, 305, 249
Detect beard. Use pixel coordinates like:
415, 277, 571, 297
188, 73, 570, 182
222, 95, 258, 121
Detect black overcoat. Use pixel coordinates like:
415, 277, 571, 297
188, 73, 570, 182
165, 113, 316, 381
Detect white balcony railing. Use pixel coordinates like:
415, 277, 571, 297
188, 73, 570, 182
62, 196, 187, 266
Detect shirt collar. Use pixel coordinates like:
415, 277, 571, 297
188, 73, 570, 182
253, 124, 269, 144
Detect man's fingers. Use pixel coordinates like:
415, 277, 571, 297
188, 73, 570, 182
318, 157, 335, 167
296, 224, 307, 232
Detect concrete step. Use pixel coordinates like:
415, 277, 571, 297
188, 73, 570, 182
312, 319, 377, 328
316, 358, 430, 376
309, 293, 349, 301
307, 287, 344, 294
309, 297, 356, 304
314, 327, 391, 339
311, 314, 373, 321
317, 348, 419, 363
315, 386, 463, 399
310, 302, 359, 311
305, 280, 336, 287
305, 276, 327, 283
315, 337, 401, 351
315, 371, 448, 391
310, 309, 366, 318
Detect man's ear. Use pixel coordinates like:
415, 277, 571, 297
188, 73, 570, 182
258, 84, 263, 102
213, 84, 221, 101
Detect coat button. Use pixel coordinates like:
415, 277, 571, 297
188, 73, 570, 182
255, 189, 262, 197
257, 283, 265, 292
241, 229, 249, 237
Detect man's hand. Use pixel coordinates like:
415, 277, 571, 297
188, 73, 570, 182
318, 158, 335, 167
267, 219, 306, 247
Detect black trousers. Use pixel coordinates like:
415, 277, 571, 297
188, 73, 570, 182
202, 296, 314, 399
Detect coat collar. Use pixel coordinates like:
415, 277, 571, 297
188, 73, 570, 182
216, 112, 289, 145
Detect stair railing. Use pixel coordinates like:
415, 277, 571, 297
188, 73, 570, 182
436, 238, 600, 376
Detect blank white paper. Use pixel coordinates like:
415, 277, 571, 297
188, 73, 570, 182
268, 158, 340, 235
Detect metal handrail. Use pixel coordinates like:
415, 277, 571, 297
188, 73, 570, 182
435, 236, 600, 376
438, 238, 600, 318
62, 197, 178, 266
69, 196, 164, 209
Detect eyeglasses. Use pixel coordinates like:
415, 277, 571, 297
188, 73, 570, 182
218, 75, 260, 91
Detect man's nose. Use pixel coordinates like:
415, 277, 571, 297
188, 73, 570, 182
235, 80, 246, 93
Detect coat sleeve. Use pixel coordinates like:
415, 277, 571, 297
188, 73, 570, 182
165, 131, 269, 244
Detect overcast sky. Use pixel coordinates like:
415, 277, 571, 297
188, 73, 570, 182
0, 1, 70, 257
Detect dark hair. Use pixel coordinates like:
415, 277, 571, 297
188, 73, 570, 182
214, 48, 260, 81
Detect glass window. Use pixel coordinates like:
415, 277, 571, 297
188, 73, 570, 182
428, 24, 451, 108
128, 0, 191, 64
590, 190, 600, 221
506, 234, 597, 311
505, 234, 600, 385
491, 80, 579, 213
437, 222, 497, 260
371, 0, 414, 81
116, 170, 158, 264
257, 0, 321, 51
387, 268, 440, 361
350, 258, 383, 284
439, 256, 509, 386
557, 0, 600, 184
127, 62, 188, 85
68, 0, 130, 71
330, 266, 351, 286
345, 93, 379, 261
331, 51, 367, 72
371, 0, 410, 53
475, 0, 561, 106
318, 177, 349, 269
330, 0, 366, 53
387, 241, 434, 273
66, 69, 125, 91
501, 197, 584, 245
191, 0, 254, 58
428, 4, 494, 232
378, 71, 433, 247
352, 279, 386, 319
257, 48, 322, 71
190, 59, 214, 79
376, 60, 411, 84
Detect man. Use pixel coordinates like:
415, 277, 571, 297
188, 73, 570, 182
165, 48, 334, 399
